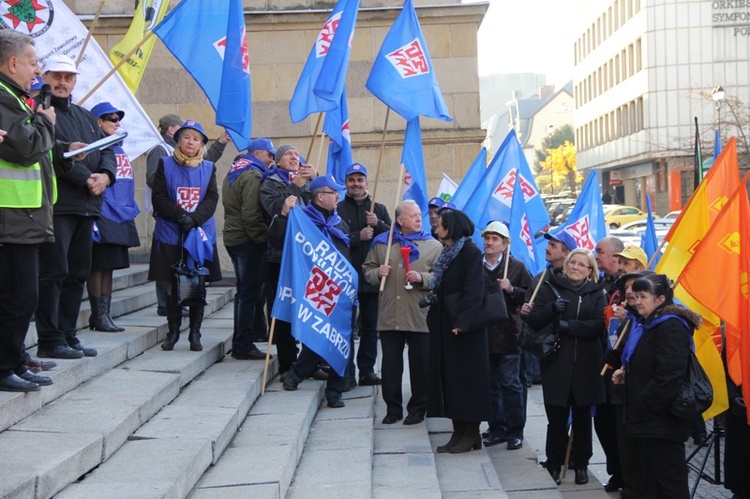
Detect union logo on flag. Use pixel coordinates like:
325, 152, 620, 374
230, 158, 251, 172
177, 186, 201, 213
566, 216, 595, 250
519, 215, 535, 260
197, 227, 208, 242
304, 266, 342, 316
492, 170, 539, 207
385, 38, 430, 78
316, 11, 343, 58
213, 26, 251, 74
0, 0, 54, 37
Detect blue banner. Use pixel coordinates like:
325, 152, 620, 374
509, 178, 545, 275
401, 117, 430, 227
289, 0, 360, 123
154, 0, 251, 150
271, 209, 357, 377
324, 88, 353, 184
552, 171, 606, 251
365, 0, 451, 122
450, 147, 487, 210
641, 196, 661, 269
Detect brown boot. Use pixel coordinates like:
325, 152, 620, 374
449, 421, 482, 453
437, 420, 465, 453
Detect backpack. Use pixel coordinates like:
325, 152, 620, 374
669, 351, 714, 420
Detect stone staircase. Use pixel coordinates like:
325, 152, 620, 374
1, 265, 613, 499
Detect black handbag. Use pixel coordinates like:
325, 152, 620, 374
518, 282, 563, 361
172, 235, 208, 307
669, 351, 714, 420
444, 284, 508, 331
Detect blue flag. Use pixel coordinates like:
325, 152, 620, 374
154, 0, 251, 150
450, 147, 487, 210
401, 118, 430, 226
323, 88, 353, 184
271, 209, 357, 377
509, 179, 545, 275
460, 130, 549, 243
641, 196, 661, 269
714, 128, 722, 160
365, 0, 451, 122
552, 171, 606, 251
184, 227, 215, 268
289, 0, 360, 123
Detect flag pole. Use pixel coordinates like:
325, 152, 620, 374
261, 317, 277, 395
305, 113, 324, 163
601, 319, 631, 375
77, 31, 155, 106
528, 268, 548, 303
369, 107, 391, 213
645, 239, 667, 270
379, 162, 406, 292
314, 127, 327, 169
502, 246, 511, 279
76, 0, 105, 66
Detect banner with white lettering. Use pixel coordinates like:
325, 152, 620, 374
271, 208, 357, 376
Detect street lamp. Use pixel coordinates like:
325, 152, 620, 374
711, 85, 725, 137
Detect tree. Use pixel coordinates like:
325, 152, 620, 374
534, 124, 574, 172
540, 140, 582, 195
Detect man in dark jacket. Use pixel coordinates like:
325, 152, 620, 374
480, 222, 532, 450
269, 175, 351, 409
0, 32, 85, 390
34, 55, 117, 359
337, 163, 391, 386
222, 138, 276, 360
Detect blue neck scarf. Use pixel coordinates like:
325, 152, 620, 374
227, 154, 267, 187
302, 203, 350, 246
261, 167, 295, 185
371, 226, 432, 263
621, 312, 692, 371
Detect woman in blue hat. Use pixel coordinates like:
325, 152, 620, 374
148, 120, 222, 351
86, 102, 140, 332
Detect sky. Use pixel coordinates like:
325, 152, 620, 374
469, 0, 589, 88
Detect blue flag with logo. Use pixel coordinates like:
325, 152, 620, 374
289, 0, 360, 123
450, 147, 487, 210
184, 227, 215, 268
509, 179, 545, 275
271, 209, 357, 377
552, 171, 606, 251
365, 0, 451, 122
460, 130, 549, 243
154, 0, 251, 150
641, 196, 661, 269
401, 118, 430, 226
324, 88, 353, 184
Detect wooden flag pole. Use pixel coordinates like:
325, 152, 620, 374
305, 113, 324, 163
369, 108, 391, 213
601, 318, 631, 376
76, 0, 105, 66
645, 238, 667, 270
314, 126, 327, 169
502, 246, 511, 280
528, 268, 548, 304
379, 163, 406, 292
261, 317, 277, 395
77, 31, 155, 106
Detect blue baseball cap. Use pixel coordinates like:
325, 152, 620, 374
247, 138, 275, 156
437, 201, 456, 212
90, 101, 125, 120
175, 120, 208, 144
30, 76, 44, 92
310, 174, 345, 192
544, 230, 578, 251
345, 162, 368, 178
428, 196, 445, 208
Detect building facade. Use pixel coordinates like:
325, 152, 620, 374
573, 0, 749, 215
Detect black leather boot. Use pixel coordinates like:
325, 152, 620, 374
161, 303, 182, 351
89, 296, 119, 332
101, 294, 124, 332
437, 420, 465, 453
449, 421, 482, 453
188, 306, 204, 351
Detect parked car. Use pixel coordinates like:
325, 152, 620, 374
612, 219, 675, 246
602, 204, 646, 228
663, 210, 681, 220
555, 205, 575, 225
548, 199, 576, 225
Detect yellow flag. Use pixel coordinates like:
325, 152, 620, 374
109, 0, 170, 93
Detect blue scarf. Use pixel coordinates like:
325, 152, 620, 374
227, 154, 267, 187
621, 312, 692, 372
261, 167, 295, 185
302, 203, 350, 246
430, 236, 469, 289
371, 226, 432, 263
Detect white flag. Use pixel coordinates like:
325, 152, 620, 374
0, 0, 162, 160
436, 172, 458, 201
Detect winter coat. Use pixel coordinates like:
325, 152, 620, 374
260, 172, 312, 263
426, 239, 492, 422
0, 73, 73, 244
623, 304, 700, 442
526, 269, 607, 408
337, 193, 391, 293
222, 163, 267, 247
362, 236, 442, 333
484, 255, 532, 355
44, 95, 116, 218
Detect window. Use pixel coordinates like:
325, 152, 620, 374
636, 38, 642, 71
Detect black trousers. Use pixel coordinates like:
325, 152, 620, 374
265, 261, 297, 373
634, 436, 689, 499
594, 401, 621, 477
616, 404, 641, 499
290, 344, 346, 399
0, 243, 39, 377
544, 396, 593, 470
37, 215, 94, 349
380, 330, 428, 417
355, 292, 379, 376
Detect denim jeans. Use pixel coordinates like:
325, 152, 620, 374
487, 353, 525, 440
226, 240, 267, 354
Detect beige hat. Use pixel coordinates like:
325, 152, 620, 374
43, 54, 80, 74
613, 245, 648, 267
481, 221, 510, 239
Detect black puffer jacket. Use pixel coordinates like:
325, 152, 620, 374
623, 304, 701, 442
526, 269, 607, 408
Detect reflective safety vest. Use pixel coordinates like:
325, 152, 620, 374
0, 80, 55, 208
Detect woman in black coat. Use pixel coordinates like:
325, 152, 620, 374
526, 248, 606, 485
426, 209, 491, 454
613, 274, 700, 499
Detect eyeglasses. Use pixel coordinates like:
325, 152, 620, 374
319, 190, 339, 195
568, 261, 591, 269
101, 115, 120, 123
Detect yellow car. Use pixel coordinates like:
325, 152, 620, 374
603, 204, 646, 229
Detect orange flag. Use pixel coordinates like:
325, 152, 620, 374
740, 179, 750, 424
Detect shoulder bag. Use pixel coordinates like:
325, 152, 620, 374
518, 282, 563, 361
172, 234, 208, 307
669, 350, 714, 420
444, 283, 508, 331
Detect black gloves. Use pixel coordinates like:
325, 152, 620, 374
604, 349, 623, 369
552, 299, 568, 314
557, 320, 569, 334
178, 215, 197, 233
